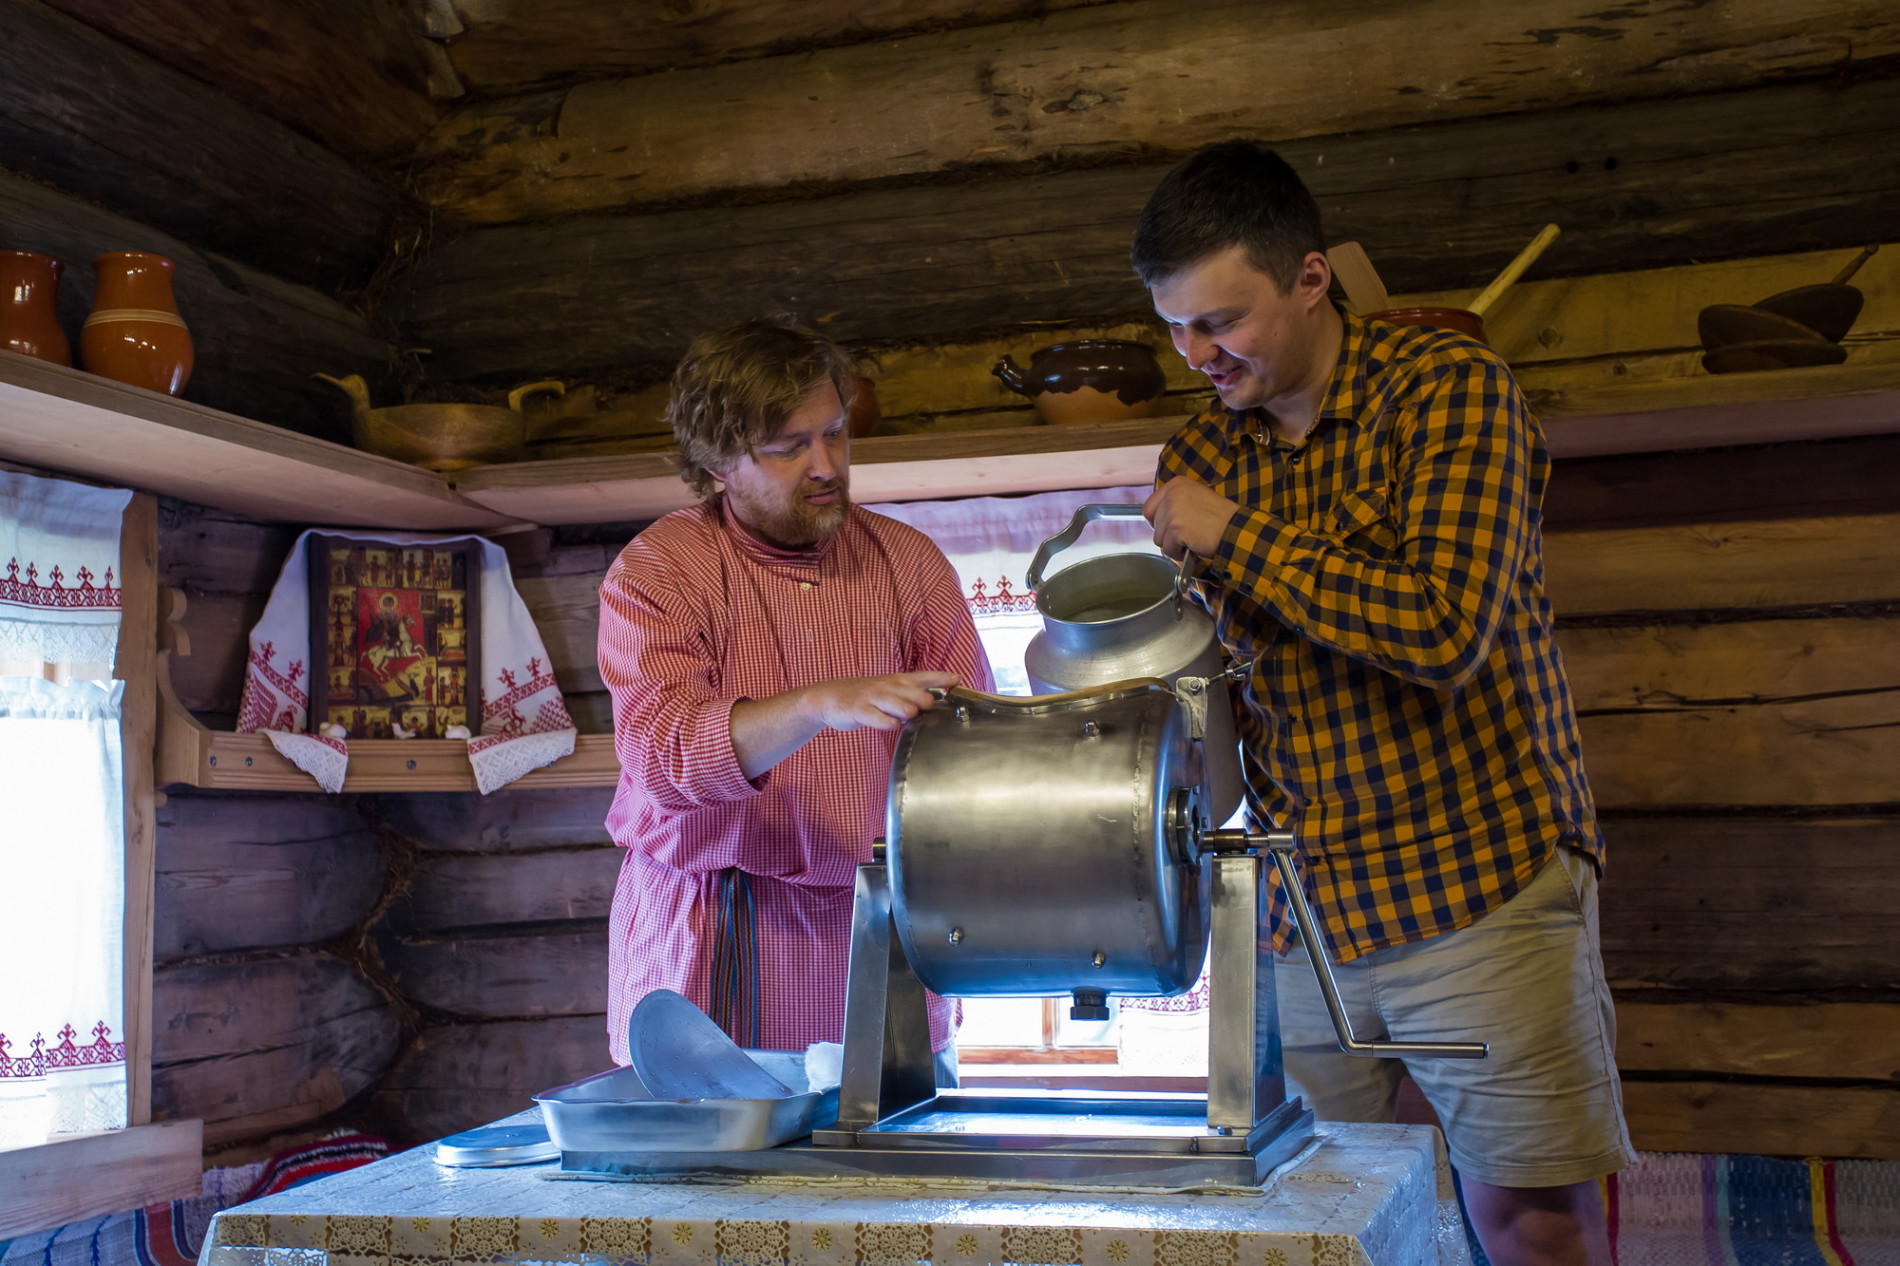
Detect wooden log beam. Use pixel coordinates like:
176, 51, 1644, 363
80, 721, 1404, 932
39, 0, 440, 163
1621, 1082, 1900, 1160
444, 0, 1102, 93
395, 847, 621, 933
0, 169, 391, 442
416, 0, 1900, 223
151, 953, 400, 1146
370, 1017, 609, 1145
380, 925, 608, 1018
1617, 1002, 1900, 1082
0, 0, 394, 287
1598, 818, 1900, 992
400, 77, 1900, 384
368, 785, 617, 853
155, 792, 384, 958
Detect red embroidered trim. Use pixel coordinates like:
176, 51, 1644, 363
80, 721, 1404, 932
0, 558, 121, 611
482, 658, 559, 730
0, 1021, 127, 1078
966, 577, 1038, 615
246, 640, 309, 711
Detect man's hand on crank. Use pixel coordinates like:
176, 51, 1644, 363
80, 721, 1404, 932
1144, 477, 1242, 560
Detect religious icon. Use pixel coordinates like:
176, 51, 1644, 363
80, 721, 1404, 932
307, 536, 481, 740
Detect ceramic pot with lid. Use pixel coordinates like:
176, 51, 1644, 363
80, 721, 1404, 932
993, 339, 1168, 426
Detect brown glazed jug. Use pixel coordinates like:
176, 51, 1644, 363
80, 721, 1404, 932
81, 252, 193, 395
993, 340, 1168, 426
0, 250, 72, 366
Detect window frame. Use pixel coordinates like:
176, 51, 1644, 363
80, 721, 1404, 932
0, 489, 200, 1238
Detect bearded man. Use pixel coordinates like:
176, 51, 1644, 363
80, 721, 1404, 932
597, 318, 991, 1079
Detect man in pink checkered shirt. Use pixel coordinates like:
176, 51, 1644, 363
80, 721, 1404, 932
597, 318, 992, 1076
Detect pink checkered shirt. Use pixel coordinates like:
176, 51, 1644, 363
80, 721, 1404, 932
599, 498, 992, 1062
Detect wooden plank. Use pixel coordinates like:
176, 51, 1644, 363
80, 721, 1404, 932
370, 785, 617, 854
0, 352, 515, 531
0, 0, 393, 287
453, 416, 1183, 524
415, 0, 1900, 223
150, 954, 400, 1146
158, 506, 299, 601
163, 730, 621, 793
115, 495, 159, 1124
1583, 697, 1900, 807
40, 0, 438, 162
369, 1017, 610, 1145
380, 926, 608, 1017
1544, 513, 1900, 616
1621, 1082, 1900, 1160
397, 847, 622, 933
400, 77, 1900, 382
1543, 435, 1900, 532
1597, 818, 1900, 992
0, 170, 392, 442
154, 792, 383, 958
1560, 619, 1900, 713
1616, 1002, 1900, 1082
0, 1120, 201, 1239
443, 0, 1102, 92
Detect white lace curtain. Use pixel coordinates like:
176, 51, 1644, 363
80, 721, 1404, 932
870, 487, 1211, 1071
0, 470, 133, 1147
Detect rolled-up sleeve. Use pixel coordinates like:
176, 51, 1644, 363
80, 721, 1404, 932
597, 552, 763, 812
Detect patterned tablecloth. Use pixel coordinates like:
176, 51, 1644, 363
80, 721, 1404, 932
198, 1121, 1469, 1266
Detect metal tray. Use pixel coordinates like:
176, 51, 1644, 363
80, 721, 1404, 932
534, 1050, 838, 1153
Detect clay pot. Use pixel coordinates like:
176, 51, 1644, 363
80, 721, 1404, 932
993, 340, 1168, 426
81, 252, 193, 394
1364, 306, 1489, 346
846, 373, 881, 439
315, 374, 564, 470
0, 251, 71, 366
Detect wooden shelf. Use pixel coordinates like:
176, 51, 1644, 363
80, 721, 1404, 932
156, 648, 620, 792
1538, 360, 1900, 459
0, 350, 515, 530
451, 415, 1186, 524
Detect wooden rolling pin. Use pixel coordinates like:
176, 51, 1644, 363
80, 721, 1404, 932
1469, 224, 1561, 317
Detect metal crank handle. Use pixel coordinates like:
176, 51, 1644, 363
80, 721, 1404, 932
1261, 834, 1489, 1060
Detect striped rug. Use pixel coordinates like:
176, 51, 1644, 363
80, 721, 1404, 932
1604, 1153, 1900, 1266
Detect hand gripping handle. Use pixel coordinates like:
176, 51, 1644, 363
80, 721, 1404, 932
1025, 504, 1148, 592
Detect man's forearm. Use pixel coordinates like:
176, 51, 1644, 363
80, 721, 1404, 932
729, 688, 824, 781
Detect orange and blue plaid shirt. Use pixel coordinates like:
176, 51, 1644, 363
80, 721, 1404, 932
1160, 312, 1601, 964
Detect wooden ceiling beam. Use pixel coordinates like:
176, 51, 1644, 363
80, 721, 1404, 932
0, 0, 395, 288
442, 0, 1104, 94
398, 77, 1900, 385
414, 0, 1900, 224
37, 0, 441, 163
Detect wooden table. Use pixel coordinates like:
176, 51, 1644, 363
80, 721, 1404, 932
199, 1120, 1466, 1266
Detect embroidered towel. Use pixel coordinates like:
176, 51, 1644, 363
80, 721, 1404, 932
237, 530, 576, 793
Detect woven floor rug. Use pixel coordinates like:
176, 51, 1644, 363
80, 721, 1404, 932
1606, 1153, 1900, 1266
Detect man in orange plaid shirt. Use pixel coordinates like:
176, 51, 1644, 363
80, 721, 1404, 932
1134, 142, 1632, 1266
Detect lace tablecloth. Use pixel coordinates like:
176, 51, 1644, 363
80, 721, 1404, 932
199, 1121, 1469, 1266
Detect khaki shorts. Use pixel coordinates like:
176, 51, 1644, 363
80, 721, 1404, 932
1274, 845, 1636, 1189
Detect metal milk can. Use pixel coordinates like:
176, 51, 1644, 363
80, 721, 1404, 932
1022, 504, 1245, 824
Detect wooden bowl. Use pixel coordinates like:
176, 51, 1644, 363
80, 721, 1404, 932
1697, 303, 1833, 350
1364, 306, 1488, 345
1701, 339, 1848, 375
1753, 283, 1864, 344
353, 403, 526, 470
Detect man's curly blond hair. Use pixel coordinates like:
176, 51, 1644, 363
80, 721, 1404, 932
667, 318, 861, 498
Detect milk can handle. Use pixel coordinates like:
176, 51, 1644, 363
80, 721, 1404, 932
1025, 504, 1147, 592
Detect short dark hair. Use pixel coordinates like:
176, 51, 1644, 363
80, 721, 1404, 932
1130, 141, 1326, 291
666, 317, 861, 497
